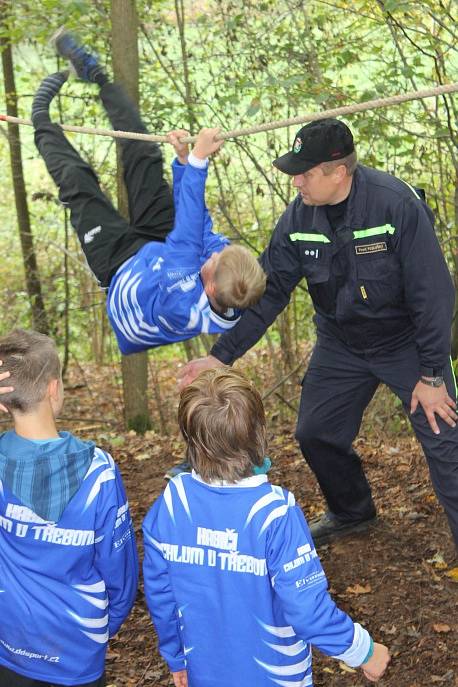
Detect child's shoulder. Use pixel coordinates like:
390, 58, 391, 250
159, 474, 296, 516
56, 432, 115, 473
245, 481, 297, 524
75, 443, 120, 493
74, 445, 124, 513
85, 445, 120, 477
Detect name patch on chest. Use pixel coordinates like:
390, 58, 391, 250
355, 241, 387, 255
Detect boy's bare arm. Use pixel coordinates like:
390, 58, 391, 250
361, 642, 390, 681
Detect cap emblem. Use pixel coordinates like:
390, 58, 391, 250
293, 137, 303, 153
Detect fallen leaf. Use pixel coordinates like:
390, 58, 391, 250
406, 511, 427, 521
431, 670, 455, 683
426, 553, 448, 570
134, 452, 151, 462
380, 624, 397, 635
346, 583, 372, 595
445, 566, 458, 582
406, 626, 421, 638
432, 623, 451, 633
339, 662, 357, 673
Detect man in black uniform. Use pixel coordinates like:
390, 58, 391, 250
178, 118, 458, 550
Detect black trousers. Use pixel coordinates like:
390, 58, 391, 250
0, 666, 105, 687
295, 334, 458, 548
34, 83, 174, 287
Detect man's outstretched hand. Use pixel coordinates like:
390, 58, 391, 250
177, 355, 225, 390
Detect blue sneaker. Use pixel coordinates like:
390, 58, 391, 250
51, 27, 102, 82
164, 461, 192, 480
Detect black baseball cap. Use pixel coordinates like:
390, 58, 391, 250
273, 118, 355, 175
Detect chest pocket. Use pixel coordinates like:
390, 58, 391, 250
355, 241, 402, 309
296, 240, 333, 313
293, 235, 330, 285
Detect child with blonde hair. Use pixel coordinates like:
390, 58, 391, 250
32, 30, 266, 356
143, 368, 390, 687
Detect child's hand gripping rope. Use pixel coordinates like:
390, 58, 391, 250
167, 129, 191, 165
192, 127, 225, 159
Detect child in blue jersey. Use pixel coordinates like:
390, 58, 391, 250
31, 30, 266, 355
143, 368, 390, 687
0, 329, 138, 687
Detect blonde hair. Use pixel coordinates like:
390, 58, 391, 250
0, 329, 61, 414
213, 245, 266, 310
320, 150, 358, 176
178, 368, 267, 483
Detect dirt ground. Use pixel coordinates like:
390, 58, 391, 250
58, 363, 457, 687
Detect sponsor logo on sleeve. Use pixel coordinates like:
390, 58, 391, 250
83, 225, 102, 244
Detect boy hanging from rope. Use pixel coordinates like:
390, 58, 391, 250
31, 30, 266, 355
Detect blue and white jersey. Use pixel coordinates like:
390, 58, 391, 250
143, 473, 371, 687
0, 446, 138, 686
107, 158, 240, 354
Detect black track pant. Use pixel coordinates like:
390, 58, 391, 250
295, 334, 458, 548
34, 83, 174, 287
0, 666, 105, 687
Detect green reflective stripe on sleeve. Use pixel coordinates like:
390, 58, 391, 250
353, 224, 396, 240
450, 356, 457, 398
289, 233, 331, 243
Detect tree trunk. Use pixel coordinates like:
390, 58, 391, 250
0, 2, 49, 334
111, 0, 151, 432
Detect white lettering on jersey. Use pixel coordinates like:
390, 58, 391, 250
197, 526, 238, 552
0, 639, 60, 663
32, 526, 95, 546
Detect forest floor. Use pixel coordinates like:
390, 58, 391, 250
55, 358, 458, 687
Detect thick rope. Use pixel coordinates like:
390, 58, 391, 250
1, 82, 457, 143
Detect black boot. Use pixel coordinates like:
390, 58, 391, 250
309, 511, 377, 544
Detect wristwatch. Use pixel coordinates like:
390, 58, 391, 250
420, 376, 444, 388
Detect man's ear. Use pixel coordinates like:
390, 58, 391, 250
48, 378, 60, 402
335, 163, 347, 182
